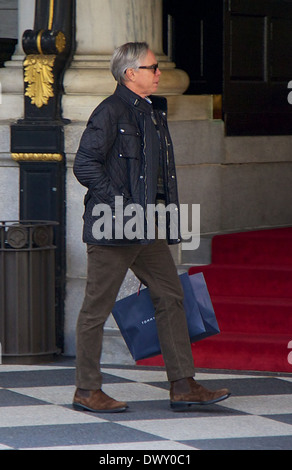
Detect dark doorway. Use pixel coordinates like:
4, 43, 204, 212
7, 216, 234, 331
224, 0, 292, 135
163, 0, 292, 136
163, 0, 224, 95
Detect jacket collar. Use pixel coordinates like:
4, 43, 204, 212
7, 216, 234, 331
115, 84, 153, 114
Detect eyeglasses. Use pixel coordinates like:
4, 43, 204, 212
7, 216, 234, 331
138, 63, 159, 74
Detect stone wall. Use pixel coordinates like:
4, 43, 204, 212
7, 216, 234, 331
0, 122, 19, 221
0, 0, 18, 38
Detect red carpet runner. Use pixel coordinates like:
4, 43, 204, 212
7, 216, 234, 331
138, 228, 292, 373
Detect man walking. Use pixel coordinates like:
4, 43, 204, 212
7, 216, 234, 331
73, 42, 230, 413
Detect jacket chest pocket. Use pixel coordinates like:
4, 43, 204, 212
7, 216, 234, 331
118, 124, 141, 160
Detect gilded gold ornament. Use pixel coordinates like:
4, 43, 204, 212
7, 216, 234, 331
24, 54, 56, 108
11, 153, 63, 162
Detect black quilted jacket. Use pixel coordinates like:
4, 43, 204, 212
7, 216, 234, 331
73, 84, 181, 245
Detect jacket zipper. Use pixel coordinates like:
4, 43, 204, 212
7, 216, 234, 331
164, 132, 172, 206
143, 116, 148, 222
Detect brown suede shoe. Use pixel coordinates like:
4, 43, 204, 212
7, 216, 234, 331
73, 388, 128, 413
170, 377, 231, 411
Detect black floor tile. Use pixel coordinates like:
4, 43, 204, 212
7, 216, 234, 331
0, 422, 164, 449
0, 389, 47, 407
0, 369, 75, 389
181, 435, 292, 450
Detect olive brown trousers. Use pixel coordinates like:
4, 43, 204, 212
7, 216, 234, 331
75, 238, 196, 390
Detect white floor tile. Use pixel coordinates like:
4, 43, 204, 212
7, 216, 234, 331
220, 395, 292, 415
118, 415, 292, 441
0, 405, 106, 427
102, 382, 169, 402
195, 373, 269, 381
21, 441, 199, 451
0, 365, 74, 372
102, 368, 168, 383
11, 386, 76, 405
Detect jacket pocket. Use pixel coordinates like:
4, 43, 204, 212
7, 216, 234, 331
118, 124, 141, 159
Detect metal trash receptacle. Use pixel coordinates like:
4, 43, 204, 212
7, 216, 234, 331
0, 221, 59, 364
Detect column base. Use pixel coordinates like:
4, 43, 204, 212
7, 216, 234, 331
63, 93, 214, 123
0, 57, 25, 120
63, 57, 190, 121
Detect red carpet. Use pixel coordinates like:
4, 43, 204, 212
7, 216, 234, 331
138, 228, 292, 373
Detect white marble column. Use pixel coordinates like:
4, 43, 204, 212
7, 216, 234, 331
0, 0, 35, 120
64, 0, 191, 363
63, 0, 190, 121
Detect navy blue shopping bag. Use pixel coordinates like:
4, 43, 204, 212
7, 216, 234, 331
188, 272, 220, 340
112, 272, 219, 361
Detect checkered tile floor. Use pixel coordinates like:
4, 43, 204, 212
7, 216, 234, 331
0, 358, 292, 450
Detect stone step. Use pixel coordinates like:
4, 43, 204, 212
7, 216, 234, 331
167, 95, 215, 122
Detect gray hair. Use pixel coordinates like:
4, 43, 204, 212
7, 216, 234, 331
110, 42, 149, 85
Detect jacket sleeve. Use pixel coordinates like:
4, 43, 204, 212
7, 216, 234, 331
73, 103, 120, 207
